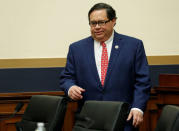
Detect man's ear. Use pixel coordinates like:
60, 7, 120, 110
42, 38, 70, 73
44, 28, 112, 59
112, 18, 117, 27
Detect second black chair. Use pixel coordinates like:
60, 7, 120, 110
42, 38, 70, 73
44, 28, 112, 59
73, 100, 129, 131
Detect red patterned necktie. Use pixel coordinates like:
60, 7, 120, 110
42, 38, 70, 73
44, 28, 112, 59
101, 42, 108, 86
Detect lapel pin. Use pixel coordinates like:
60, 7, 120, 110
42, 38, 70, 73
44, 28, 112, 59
115, 45, 119, 49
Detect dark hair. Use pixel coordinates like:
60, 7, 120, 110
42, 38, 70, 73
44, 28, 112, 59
88, 3, 116, 21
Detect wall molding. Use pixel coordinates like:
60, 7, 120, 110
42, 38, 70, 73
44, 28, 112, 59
0, 55, 179, 68
0, 58, 66, 68
147, 55, 179, 65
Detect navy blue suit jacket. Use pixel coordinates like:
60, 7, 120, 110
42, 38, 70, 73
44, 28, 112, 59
60, 31, 151, 112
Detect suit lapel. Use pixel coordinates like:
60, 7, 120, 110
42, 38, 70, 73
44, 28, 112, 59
86, 37, 102, 88
104, 32, 124, 86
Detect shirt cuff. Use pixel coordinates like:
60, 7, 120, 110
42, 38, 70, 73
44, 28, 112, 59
131, 108, 144, 115
67, 85, 76, 96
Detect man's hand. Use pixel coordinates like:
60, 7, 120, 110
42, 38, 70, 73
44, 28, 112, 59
68, 85, 85, 100
127, 109, 143, 128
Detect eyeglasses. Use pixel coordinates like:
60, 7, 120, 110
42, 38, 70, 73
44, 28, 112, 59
89, 19, 110, 27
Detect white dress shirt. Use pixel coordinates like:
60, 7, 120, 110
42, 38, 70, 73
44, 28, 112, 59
94, 31, 114, 80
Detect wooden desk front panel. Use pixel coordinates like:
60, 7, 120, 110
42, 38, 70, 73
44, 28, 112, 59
0, 91, 78, 131
1, 88, 179, 131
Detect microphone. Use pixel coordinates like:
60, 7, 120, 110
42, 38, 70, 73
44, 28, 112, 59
12, 102, 24, 117
0, 102, 24, 121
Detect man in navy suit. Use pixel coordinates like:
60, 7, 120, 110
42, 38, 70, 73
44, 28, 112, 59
60, 3, 151, 131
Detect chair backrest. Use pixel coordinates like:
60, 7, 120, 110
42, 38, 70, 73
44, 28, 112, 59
73, 100, 129, 131
16, 95, 68, 131
155, 105, 179, 131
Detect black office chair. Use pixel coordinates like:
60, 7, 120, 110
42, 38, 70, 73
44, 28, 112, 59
155, 105, 179, 131
73, 100, 129, 131
16, 95, 68, 131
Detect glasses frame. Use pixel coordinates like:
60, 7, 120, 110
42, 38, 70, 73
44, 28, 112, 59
89, 19, 111, 27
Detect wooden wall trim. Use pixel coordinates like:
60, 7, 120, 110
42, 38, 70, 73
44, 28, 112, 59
0, 91, 65, 100
147, 55, 179, 65
0, 55, 179, 68
0, 58, 66, 68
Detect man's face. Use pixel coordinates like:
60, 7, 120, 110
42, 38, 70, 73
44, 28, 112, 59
89, 9, 116, 42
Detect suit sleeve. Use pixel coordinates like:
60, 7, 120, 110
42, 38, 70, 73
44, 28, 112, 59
60, 45, 77, 95
132, 40, 151, 111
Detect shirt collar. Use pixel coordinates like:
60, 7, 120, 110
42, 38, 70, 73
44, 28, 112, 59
105, 30, 114, 45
